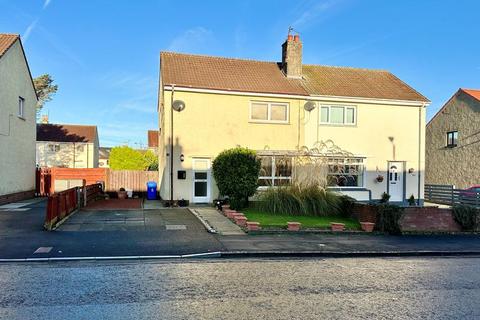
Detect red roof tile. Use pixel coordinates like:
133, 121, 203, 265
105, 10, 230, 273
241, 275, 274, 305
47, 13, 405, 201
462, 88, 480, 102
0, 34, 19, 58
161, 52, 308, 96
37, 124, 98, 143
160, 51, 429, 102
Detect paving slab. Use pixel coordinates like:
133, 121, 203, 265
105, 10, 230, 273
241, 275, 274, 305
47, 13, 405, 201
194, 208, 245, 236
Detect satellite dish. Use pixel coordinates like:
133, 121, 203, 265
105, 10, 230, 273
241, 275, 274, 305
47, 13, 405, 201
304, 101, 316, 112
172, 100, 186, 112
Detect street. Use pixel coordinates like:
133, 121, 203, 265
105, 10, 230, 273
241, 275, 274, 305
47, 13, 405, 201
0, 257, 479, 319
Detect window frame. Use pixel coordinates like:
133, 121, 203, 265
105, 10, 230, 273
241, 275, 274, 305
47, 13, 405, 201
249, 101, 289, 124
446, 131, 458, 148
48, 144, 60, 152
319, 105, 356, 126
18, 96, 25, 119
258, 156, 293, 189
325, 157, 366, 189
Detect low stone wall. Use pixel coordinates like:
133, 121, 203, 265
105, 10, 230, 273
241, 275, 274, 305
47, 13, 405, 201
400, 207, 461, 233
0, 190, 35, 206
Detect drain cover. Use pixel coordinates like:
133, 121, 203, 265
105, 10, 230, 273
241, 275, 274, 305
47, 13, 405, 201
165, 225, 187, 230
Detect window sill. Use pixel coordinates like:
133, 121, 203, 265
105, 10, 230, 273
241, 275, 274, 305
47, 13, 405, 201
249, 120, 290, 125
319, 123, 356, 127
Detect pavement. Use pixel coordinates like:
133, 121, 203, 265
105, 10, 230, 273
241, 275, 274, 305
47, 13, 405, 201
0, 257, 479, 319
1, 198, 480, 260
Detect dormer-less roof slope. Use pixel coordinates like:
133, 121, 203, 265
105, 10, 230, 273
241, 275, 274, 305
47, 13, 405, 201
160, 51, 429, 102
0, 34, 18, 58
302, 65, 429, 102
160, 52, 308, 96
37, 124, 98, 143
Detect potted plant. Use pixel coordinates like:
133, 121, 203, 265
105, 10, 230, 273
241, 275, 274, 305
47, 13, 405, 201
375, 175, 384, 183
408, 194, 416, 206
380, 192, 390, 203
117, 187, 127, 199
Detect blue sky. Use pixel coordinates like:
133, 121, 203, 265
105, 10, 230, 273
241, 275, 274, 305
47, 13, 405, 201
1, 0, 479, 147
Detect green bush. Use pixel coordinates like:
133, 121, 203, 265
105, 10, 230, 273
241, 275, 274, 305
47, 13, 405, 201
452, 205, 479, 231
338, 195, 356, 217
256, 183, 343, 216
375, 204, 404, 234
212, 147, 261, 210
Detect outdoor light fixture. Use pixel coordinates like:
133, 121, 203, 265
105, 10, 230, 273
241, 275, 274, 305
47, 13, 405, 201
304, 101, 316, 112
180, 154, 185, 162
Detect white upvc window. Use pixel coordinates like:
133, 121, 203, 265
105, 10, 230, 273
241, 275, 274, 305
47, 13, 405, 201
320, 105, 356, 126
250, 101, 289, 123
18, 97, 25, 118
258, 156, 293, 187
48, 144, 60, 152
326, 157, 365, 188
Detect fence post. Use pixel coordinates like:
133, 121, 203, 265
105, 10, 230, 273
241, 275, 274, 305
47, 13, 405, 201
451, 186, 454, 206
83, 179, 87, 207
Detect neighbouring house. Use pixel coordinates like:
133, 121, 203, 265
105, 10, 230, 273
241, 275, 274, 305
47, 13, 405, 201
425, 88, 480, 189
98, 147, 111, 168
36, 123, 100, 168
158, 34, 430, 204
0, 34, 37, 204
148, 130, 159, 154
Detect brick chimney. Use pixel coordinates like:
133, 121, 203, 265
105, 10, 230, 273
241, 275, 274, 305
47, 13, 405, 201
281, 34, 302, 78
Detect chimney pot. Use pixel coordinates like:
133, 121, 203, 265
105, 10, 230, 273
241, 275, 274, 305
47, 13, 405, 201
287, 34, 293, 41
294, 34, 300, 42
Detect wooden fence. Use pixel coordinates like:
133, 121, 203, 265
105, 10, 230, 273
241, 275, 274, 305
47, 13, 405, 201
107, 170, 159, 192
44, 183, 104, 231
425, 184, 480, 207
36, 167, 158, 195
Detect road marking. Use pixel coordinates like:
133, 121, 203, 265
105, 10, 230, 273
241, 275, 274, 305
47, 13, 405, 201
0, 208, 31, 212
0, 203, 29, 209
34, 247, 53, 254
166, 225, 187, 230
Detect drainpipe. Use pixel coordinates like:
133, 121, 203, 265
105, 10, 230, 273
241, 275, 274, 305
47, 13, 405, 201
417, 104, 424, 205
170, 85, 175, 204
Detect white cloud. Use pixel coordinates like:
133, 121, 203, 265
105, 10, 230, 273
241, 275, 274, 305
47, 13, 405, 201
43, 0, 52, 9
167, 27, 213, 52
23, 19, 38, 41
291, 0, 340, 29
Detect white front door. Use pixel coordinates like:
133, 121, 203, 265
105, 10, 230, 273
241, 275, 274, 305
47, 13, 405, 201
192, 158, 211, 203
388, 161, 404, 202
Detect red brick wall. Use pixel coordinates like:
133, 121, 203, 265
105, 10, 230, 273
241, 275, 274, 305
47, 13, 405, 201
400, 207, 461, 232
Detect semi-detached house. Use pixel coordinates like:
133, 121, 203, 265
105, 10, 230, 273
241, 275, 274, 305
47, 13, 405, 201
158, 34, 430, 205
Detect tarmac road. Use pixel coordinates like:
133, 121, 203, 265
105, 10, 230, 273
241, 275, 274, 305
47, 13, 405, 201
0, 257, 479, 319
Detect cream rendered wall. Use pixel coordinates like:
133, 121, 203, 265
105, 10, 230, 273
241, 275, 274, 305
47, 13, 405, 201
36, 142, 97, 168
304, 100, 426, 202
0, 40, 37, 196
159, 89, 305, 202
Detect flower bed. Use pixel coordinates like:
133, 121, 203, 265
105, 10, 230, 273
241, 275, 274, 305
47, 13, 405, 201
242, 208, 361, 230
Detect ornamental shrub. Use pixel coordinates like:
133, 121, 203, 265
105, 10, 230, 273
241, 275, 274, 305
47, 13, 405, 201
256, 183, 343, 216
452, 205, 479, 231
375, 204, 404, 234
212, 147, 261, 210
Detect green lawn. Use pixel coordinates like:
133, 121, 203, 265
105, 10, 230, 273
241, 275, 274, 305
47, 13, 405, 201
242, 208, 361, 230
